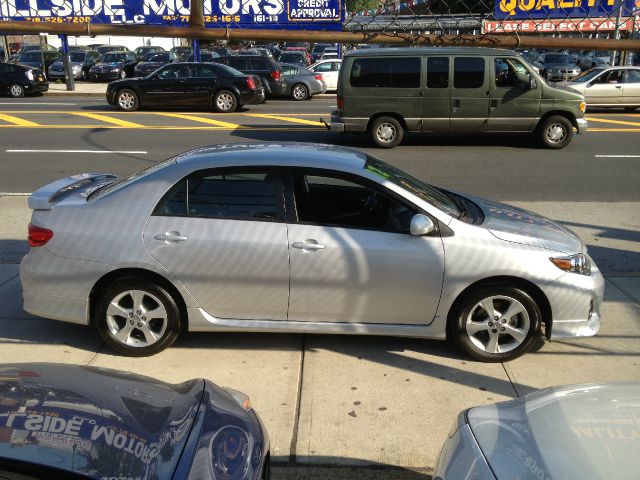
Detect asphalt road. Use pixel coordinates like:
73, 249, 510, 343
0, 96, 639, 202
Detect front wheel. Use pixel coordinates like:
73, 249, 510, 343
538, 115, 574, 149
291, 83, 309, 101
213, 90, 237, 112
9, 83, 25, 98
116, 89, 139, 112
94, 279, 182, 357
449, 286, 542, 362
370, 116, 404, 148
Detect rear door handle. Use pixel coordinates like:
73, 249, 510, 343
452, 99, 461, 112
154, 231, 188, 243
490, 99, 498, 111
292, 240, 325, 251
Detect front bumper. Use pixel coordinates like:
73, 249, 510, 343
547, 71, 580, 81
576, 117, 588, 134
542, 256, 604, 339
24, 82, 48, 94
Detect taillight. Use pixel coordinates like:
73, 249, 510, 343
337, 95, 344, 111
270, 70, 281, 81
314, 74, 323, 81
246, 76, 257, 90
28, 223, 53, 247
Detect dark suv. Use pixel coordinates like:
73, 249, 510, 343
215, 56, 285, 97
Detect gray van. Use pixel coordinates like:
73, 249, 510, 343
327, 47, 588, 148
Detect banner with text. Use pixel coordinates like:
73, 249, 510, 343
494, 0, 638, 20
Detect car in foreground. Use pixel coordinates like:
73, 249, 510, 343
559, 66, 640, 112
279, 63, 326, 100
47, 50, 101, 80
434, 382, 640, 480
536, 52, 581, 81
0, 62, 48, 97
21, 144, 603, 361
0, 363, 270, 479
134, 51, 173, 77
89, 51, 139, 81
106, 62, 264, 112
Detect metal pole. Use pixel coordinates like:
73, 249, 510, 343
59, 34, 75, 91
192, 38, 201, 62
2, 36, 9, 62
39, 34, 46, 76
612, 0, 624, 65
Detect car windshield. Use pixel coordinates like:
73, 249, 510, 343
545, 54, 571, 64
69, 52, 87, 62
19, 52, 41, 61
100, 53, 126, 62
364, 156, 461, 217
571, 68, 606, 83
143, 52, 169, 62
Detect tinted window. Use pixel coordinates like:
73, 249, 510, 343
191, 64, 217, 78
157, 65, 190, 79
293, 172, 415, 232
494, 58, 530, 88
350, 57, 420, 88
69, 52, 87, 62
249, 58, 269, 70
453, 57, 485, 89
100, 53, 127, 62
156, 172, 279, 220
313, 62, 332, 72
427, 57, 449, 88
214, 64, 245, 77
282, 66, 298, 75
227, 58, 248, 70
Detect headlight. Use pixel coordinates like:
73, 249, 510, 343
26, 70, 34, 80
550, 253, 591, 275
111, 67, 121, 72
72, 65, 81, 72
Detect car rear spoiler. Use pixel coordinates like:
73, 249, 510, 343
28, 173, 118, 211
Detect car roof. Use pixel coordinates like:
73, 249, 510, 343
345, 47, 518, 57
174, 143, 368, 170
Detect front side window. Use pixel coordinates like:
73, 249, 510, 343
157, 65, 190, 79
426, 57, 449, 88
350, 57, 421, 88
155, 171, 280, 221
313, 62, 332, 72
494, 58, 530, 88
454, 57, 485, 89
293, 171, 416, 232
595, 69, 624, 84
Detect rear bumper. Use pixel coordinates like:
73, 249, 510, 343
326, 110, 369, 133
241, 88, 265, 106
576, 117, 588, 134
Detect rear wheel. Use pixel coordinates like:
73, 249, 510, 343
9, 83, 25, 98
538, 115, 573, 149
449, 286, 542, 362
116, 89, 139, 112
94, 279, 182, 357
214, 90, 237, 112
291, 83, 309, 101
370, 116, 404, 148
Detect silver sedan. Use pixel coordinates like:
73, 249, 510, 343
21, 144, 604, 360
561, 66, 640, 111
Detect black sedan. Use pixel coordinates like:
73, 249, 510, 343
134, 51, 172, 77
0, 363, 270, 479
0, 62, 48, 97
106, 62, 265, 112
89, 51, 139, 81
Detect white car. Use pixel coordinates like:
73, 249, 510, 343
560, 66, 640, 111
309, 59, 341, 91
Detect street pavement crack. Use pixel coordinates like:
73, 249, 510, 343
288, 334, 306, 464
501, 362, 521, 397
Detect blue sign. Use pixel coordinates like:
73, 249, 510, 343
494, 0, 637, 20
0, 0, 344, 30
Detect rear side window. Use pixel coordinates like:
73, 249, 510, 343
454, 57, 485, 89
227, 58, 249, 70
350, 57, 420, 88
426, 57, 449, 88
249, 58, 269, 70
190, 65, 217, 78
154, 172, 280, 220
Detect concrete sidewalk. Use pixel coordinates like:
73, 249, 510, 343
1, 195, 639, 477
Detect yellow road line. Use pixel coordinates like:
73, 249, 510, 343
0, 113, 40, 127
69, 112, 144, 128
243, 113, 322, 126
586, 116, 640, 127
0, 124, 325, 131
0, 111, 328, 116
155, 113, 241, 129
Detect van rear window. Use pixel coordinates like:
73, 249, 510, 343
350, 57, 420, 88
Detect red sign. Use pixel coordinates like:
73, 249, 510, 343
483, 17, 640, 33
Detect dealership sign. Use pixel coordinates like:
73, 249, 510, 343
494, 0, 638, 19
484, 16, 640, 32
0, 0, 345, 30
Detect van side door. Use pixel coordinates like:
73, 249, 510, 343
422, 56, 451, 133
488, 57, 541, 133
450, 56, 489, 133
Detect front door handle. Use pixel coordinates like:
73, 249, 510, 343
452, 99, 461, 112
490, 99, 498, 111
292, 240, 325, 251
154, 231, 188, 243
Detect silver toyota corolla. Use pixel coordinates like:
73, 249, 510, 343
20, 144, 603, 360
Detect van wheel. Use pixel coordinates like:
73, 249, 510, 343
370, 116, 404, 148
448, 286, 542, 362
538, 115, 573, 149
94, 279, 182, 357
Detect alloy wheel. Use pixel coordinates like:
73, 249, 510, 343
292, 84, 307, 100
216, 92, 234, 111
118, 91, 136, 110
105, 289, 168, 348
9, 84, 24, 97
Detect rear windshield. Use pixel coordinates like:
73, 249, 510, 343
544, 54, 571, 64
90, 157, 177, 199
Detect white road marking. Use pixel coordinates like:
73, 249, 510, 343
595, 155, 640, 158
6, 149, 147, 154
0, 192, 31, 196
0, 102, 76, 106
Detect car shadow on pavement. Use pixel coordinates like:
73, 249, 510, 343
271, 458, 432, 479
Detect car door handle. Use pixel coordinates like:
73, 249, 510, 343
154, 231, 188, 243
615, 85, 622, 88
292, 240, 325, 251
490, 99, 498, 111
452, 99, 460, 112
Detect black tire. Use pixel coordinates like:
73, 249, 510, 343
116, 88, 139, 112
538, 115, 574, 149
370, 116, 404, 148
94, 279, 182, 357
262, 455, 271, 480
291, 83, 309, 101
9, 83, 25, 98
623, 107, 638, 113
213, 89, 238, 113
448, 286, 542, 362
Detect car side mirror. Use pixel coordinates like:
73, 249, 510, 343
410, 214, 436, 236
